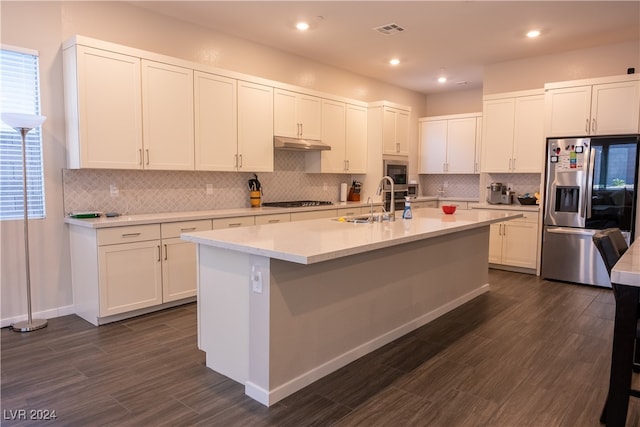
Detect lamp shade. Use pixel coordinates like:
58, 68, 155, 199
1, 113, 46, 131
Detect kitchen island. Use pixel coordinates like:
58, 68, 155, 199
181, 208, 522, 406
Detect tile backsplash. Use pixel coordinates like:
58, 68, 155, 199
63, 151, 351, 215
419, 173, 542, 200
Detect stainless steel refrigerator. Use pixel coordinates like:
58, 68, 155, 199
541, 135, 640, 287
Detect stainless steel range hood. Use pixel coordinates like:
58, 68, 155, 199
274, 136, 331, 151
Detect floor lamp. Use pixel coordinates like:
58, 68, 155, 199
1, 112, 47, 332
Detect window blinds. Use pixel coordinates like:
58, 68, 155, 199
0, 47, 45, 220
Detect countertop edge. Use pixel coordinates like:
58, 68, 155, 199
182, 210, 522, 265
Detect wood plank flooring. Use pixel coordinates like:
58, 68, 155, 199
2, 269, 640, 426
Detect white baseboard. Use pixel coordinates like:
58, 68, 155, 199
1, 304, 76, 328
244, 283, 490, 406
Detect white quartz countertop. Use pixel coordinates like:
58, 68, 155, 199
612, 239, 640, 287
472, 203, 540, 212
181, 208, 522, 265
63, 201, 376, 229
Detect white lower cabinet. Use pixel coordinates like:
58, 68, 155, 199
413, 201, 437, 209
160, 220, 212, 302
488, 211, 538, 269
71, 220, 211, 325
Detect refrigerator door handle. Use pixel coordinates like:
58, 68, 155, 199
545, 227, 597, 237
584, 147, 595, 220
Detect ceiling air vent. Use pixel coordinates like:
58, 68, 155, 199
373, 23, 405, 35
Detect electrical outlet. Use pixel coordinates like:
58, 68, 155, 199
443, 181, 449, 188
251, 265, 263, 293
110, 184, 119, 197
206, 184, 214, 195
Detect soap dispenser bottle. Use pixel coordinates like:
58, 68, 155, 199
402, 196, 413, 219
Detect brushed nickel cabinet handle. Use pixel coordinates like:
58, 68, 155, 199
164, 244, 168, 261
585, 118, 589, 134
180, 227, 197, 232
268, 219, 280, 223
239, 154, 243, 168
228, 223, 242, 227
138, 148, 142, 165
157, 245, 161, 262
592, 118, 596, 133
145, 149, 150, 165
121, 232, 141, 238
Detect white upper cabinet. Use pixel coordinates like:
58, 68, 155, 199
274, 89, 322, 140
345, 104, 368, 173
382, 106, 410, 155
194, 71, 237, 171
307, 100, 367, 174
314, 99, 346, 173
237, 81, 274, 172
481, 91, 544, 173
419, 113, 480, 174
545, 75, 640, 137
141, 60, 194, 170
64, 45, 143, 169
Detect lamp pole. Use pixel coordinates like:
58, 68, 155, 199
2, 113, 47, 332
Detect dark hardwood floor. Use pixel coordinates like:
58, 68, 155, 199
2, 269, 640, 426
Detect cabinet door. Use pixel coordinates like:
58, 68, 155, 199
396, 109, 410, 155
320, 99, 347, 173
142, 60, 194, 170
273, 89, 298, 138
481, 98, 515, 172
238, 81, 273, 171
544, 86, 592, 137
98, 240, 162, 316
488, 223, 503, 264
72, 46, 143, 169
512, 95, 544, 173
382, 108, 404, 155
419, 120, 447, 173
345, 104, 368, 173
194, 71, 237, 171
161, 237, 198, 302
297, 94, 322, 140
446, 117, 477, 173
501, 221, 538, 268
591, 80, 640, 135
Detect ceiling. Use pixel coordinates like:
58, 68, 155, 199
130, 1, 640, 95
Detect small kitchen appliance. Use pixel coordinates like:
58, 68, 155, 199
487, 182, 507, 205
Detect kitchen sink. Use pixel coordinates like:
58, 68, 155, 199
333, 214, 388, 223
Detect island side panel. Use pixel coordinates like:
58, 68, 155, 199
197, 244, 252, 384
261, 225, 490, 405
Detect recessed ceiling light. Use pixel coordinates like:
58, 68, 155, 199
438, 76, 447, 84
389, 58, 400, 66
296, 22, 310, 31
527, 29, 541, 38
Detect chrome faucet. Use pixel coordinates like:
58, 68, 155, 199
366, 196, 374, 221
377, 176, 396, 221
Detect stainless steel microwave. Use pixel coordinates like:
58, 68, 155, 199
383, 159, 408, 190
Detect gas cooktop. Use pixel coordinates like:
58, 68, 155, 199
261, 200, 334, 208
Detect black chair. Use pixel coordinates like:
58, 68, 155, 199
592, 228, 640, 425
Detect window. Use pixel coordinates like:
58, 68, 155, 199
0, 46, 45, 220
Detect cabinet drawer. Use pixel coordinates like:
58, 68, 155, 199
509, 211, 539, 223
336, 207, 362, 217
97, 224, 160, 246
255, 213, 290, 225
291, 209, 337, 221
212, 216, 255, 229
161, 219, 212, 238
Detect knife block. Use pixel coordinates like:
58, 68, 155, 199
347, 187, 360, 202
